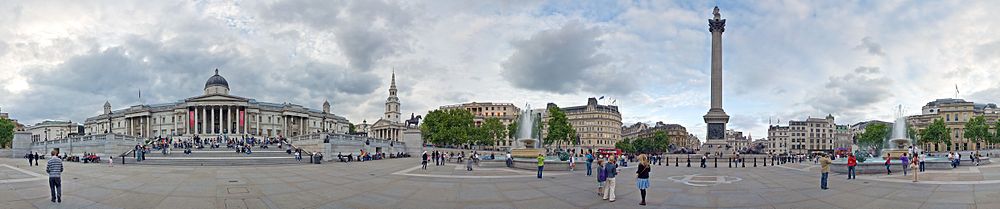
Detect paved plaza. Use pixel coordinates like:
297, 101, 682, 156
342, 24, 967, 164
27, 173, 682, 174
1, 157, 1000, 209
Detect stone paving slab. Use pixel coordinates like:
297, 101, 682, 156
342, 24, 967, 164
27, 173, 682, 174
2, 158, 1000, 208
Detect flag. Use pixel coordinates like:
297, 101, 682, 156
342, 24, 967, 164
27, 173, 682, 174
598, 96, 604, 100
955, 84, 960, 98
612, 99, 616, 104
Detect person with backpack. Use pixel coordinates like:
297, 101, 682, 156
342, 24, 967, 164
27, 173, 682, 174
585, 152, 594, 176
596, 159, 606, 197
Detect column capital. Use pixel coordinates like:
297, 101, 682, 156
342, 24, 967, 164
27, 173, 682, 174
709, 19, 725, 33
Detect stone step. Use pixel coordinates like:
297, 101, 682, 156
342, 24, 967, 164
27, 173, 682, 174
131, 157, 313, 166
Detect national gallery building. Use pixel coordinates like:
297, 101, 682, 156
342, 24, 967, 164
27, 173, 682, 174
83, 70, 350, 139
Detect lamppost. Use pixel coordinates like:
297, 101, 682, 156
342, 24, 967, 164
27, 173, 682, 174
44, 129, 49, 154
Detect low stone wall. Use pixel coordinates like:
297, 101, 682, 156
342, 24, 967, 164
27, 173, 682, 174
11, 132, 143, 158
0, 149, 10, 158
511, 159, 578, 171
831, 158, 992, 174
291, 133, 409, 161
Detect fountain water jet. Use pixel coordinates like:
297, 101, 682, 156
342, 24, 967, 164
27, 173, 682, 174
882, 105, 913, 160
511, 104, 544, 158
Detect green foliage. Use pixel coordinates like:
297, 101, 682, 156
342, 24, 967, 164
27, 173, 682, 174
920, 118, 951, 149
964, 116, 990, 150
652, 130, 671, 152
420, 109, 475, 146
544, 105, 576, 148
907, 125, 918, 141
992, 121, 1000, 144
477, 118, 506, 146
507, 121, 518, 139
0, 118, 14, 148
615, 138, 635, 153
857, 123, 889, 148
348, 123, 356, 134
625, 131, 671, 154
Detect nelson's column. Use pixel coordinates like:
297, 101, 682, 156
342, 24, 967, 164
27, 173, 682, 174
702, 6, 730, 155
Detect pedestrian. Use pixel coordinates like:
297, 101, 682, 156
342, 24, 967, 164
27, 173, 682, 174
109, 155, 114, 167
603, 156, 618, 202
911, 157, 920, 182
919, 151, 926, 172
46, 150, 63, 203
700, 153, 707, 168
27, 153, 32, 166
847, 153, 857, 180
596, 159, 606, 197
35, 152, 40, 166
585, 152, 594, 176
885, 153, 892, 175
956, 152, 962, 167
569, 154, 576, 172
506, 152, 513, 168
948, 152, 956, 168
421, 151, 428, 170
819, 153, 832, 190
636, 154, 651, 205
466, 154, 474, 171
537, 154, 545, 179
900, 153, 910, 176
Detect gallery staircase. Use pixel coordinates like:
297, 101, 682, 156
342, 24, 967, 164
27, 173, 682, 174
125, 149, 312, 166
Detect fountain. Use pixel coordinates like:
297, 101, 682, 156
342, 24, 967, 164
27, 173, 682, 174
511, 104, 545, 158
881, 105, 912, 160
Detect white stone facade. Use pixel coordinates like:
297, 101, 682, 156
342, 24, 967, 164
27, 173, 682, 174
83, 70, 350, 139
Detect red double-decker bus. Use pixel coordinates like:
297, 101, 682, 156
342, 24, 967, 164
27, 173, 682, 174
597, 148, 622, 158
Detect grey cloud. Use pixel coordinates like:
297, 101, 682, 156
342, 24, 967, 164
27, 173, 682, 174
856, 37, 885, 56
261, 0, 413, 71
807, 66, 892, 121
502, 21, 636, 94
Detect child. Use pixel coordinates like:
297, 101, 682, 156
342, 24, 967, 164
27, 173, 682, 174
596, 159, 606, 197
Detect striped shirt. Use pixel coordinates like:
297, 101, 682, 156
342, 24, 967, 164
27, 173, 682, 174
46, 157, 64, 178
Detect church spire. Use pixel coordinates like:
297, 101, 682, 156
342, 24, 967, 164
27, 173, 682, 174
384, 69, 400, 122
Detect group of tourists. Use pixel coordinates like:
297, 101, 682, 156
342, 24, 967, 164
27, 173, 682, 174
24, 152, 42, 166
587, 151, 652, 205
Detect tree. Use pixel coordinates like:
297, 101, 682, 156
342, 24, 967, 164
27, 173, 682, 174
652, 130, 670, 153
544, 105, 576, 149
478, 118, 506, 147
857, 123, 889, 149
0, 118, 15, 149
991, 120, 1000, 147
964, 116, 990, 151
920, 119, 951, 151
348, 123, 356, 134
507, 121, 519, 140
420, 109, 474, 146
615, 138, 635, 153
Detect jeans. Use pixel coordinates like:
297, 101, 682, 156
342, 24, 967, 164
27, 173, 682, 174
847, 166, 856, 179
919, 162, 925, 172
820, 172, 828, 189
902, 164, 908, 176
886, 165, 891, 174
586, 162, 592, 176
49, 177, 61, 201
537, 166, 543, 178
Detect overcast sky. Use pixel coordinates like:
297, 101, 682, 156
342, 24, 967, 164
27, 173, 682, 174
2, 1, 999, 141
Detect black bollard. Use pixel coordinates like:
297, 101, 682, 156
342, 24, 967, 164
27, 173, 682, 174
742, 158, 746, 167
754, 158, 757, 167
714, 157, 718, 168
729, 158, 733, 167
675, 157, 679, 167
687, 156, 691, 167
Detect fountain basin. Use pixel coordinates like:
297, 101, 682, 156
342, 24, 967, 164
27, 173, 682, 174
831, 157, 990, 174
510, 148, 544, 158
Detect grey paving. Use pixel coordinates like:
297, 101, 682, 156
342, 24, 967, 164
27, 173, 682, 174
1, 157, 999, 208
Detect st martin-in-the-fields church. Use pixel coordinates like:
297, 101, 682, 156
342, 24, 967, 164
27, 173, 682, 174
369, 71, 406, 141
